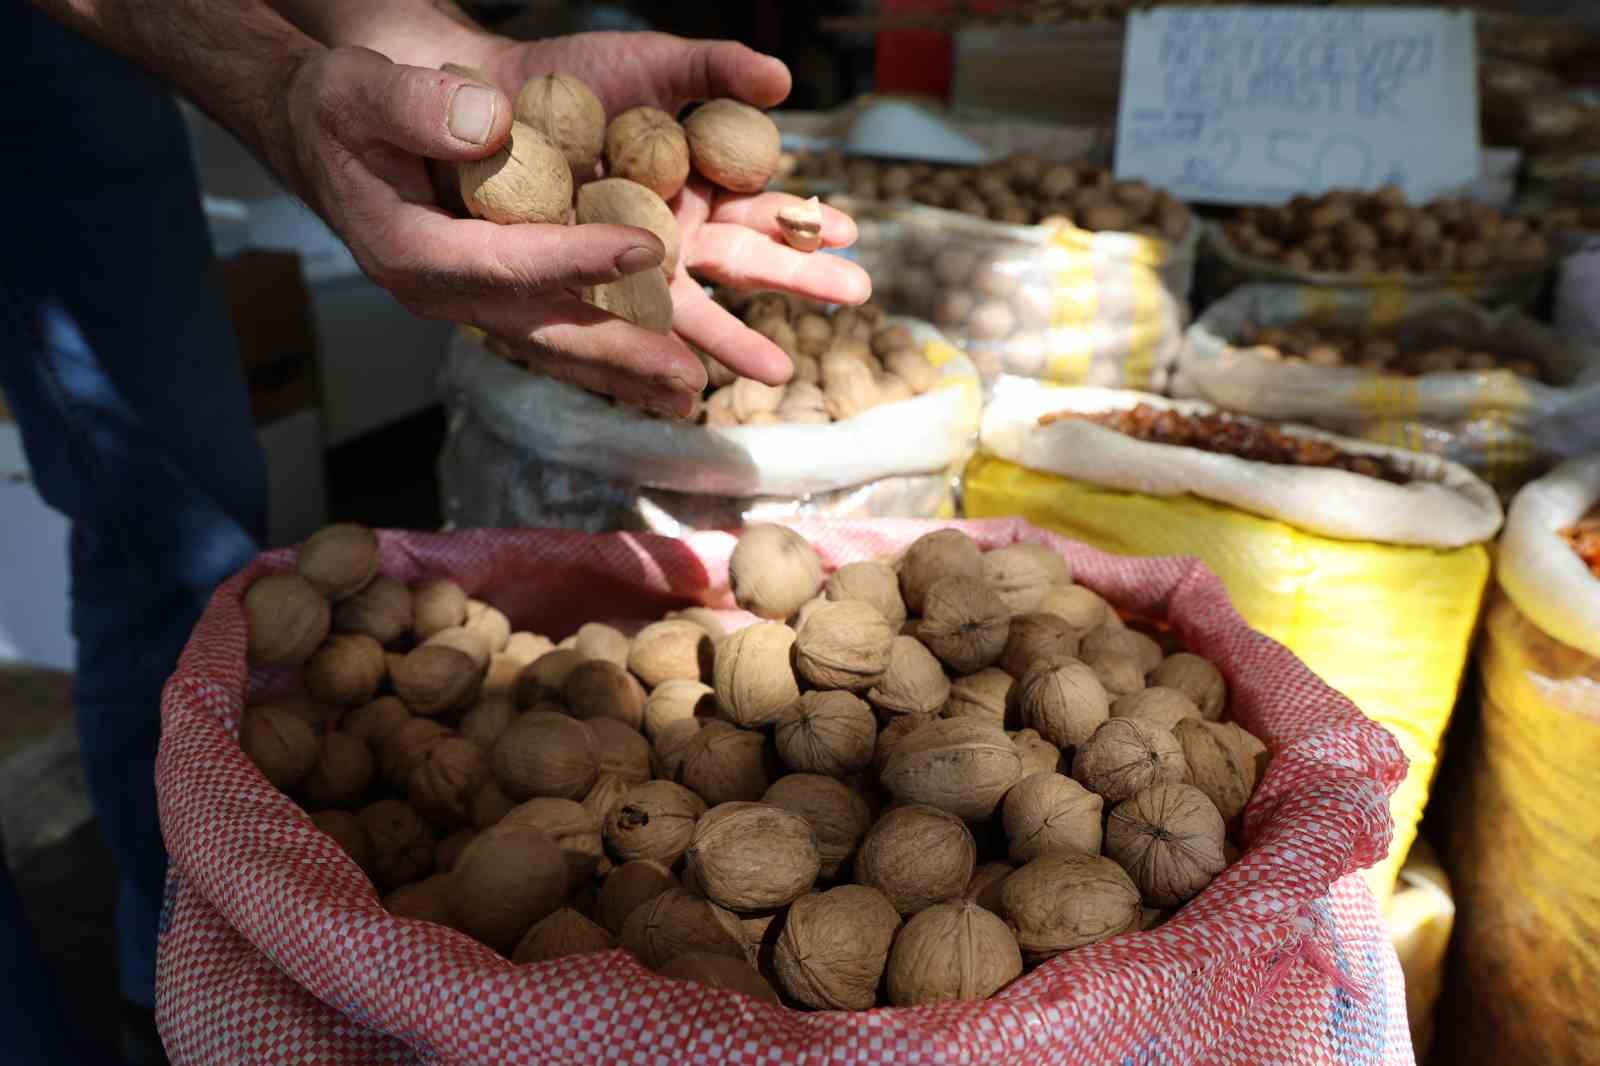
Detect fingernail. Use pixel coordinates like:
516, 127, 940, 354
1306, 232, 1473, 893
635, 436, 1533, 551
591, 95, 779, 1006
616, 245, 664, 275
448, 85, 497, 145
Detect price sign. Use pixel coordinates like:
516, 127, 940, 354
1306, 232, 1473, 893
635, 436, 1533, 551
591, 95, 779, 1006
1113, 7, 1480, 205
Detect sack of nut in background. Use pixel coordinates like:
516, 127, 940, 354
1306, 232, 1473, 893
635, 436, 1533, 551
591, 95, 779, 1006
1171, 284, 1600, 497
155, 519, 1410, 1064
437, 323, 981, 535
1435, 453, 1600, 1066
964, 381, 1505, 896
838, 197, 1199, 390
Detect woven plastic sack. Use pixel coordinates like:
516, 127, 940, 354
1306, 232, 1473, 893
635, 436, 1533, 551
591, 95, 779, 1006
1198, 222, 1550, 310
1171, 284, 1600, 497
837, 196, 1197, 389
1381, 839, 1454, 1062
155, 520, 1412, 1065
438, 323, 980, 536
964, 380, 1503, 896
1436, 455, 1600, 1066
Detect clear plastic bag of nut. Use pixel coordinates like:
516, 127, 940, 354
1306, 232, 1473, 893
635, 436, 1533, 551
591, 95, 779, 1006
1172, 284, 1600, 497
832, 193, 1199, 391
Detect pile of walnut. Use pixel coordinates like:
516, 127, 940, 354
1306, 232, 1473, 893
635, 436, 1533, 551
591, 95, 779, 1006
784, 151, 1191, 238
1235, 322, 1545, 380
1561, 503, 1600, 579
1222, 187, 1549, 275
448, 69, 815, 337
240, 522, 1269, 1009
693, 292, 942, 425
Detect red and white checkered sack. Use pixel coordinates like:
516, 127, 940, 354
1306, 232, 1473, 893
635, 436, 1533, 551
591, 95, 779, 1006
154, 520, 1414, 1065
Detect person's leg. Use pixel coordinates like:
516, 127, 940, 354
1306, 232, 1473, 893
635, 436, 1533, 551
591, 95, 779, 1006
1, 5, 269, 1060
0, 857, 89, 1066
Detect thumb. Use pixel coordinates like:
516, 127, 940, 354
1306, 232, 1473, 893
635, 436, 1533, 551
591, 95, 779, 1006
327, 47, 513, 160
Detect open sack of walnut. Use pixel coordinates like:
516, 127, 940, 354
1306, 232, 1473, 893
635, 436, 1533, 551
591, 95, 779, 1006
1172, 284, 1600, 497
966, 382, 1504, 897
438, 299, 980, 534
156, 519, 1409, 1064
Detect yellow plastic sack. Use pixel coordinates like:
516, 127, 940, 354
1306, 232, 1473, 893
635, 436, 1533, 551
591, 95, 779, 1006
1383, 838, 1455, 1062
965, 388, 1498, 896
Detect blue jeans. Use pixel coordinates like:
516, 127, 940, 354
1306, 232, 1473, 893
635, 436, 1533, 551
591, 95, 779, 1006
1, 6, 268, 1061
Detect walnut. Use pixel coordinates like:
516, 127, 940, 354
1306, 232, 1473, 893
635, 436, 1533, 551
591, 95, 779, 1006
376, 717, 450, 791
712, 622, 800, 727
1072, 718, 1187, 804
657, 952, 780, 1002
1036, 585, 1112, 634
793, 312, 834, 357
653, 718, 712, 781
1172, 719, 1264, 820
999, 851, 1142, 960
434, 827, 476, 873
881, 719, 1022, 821
1083, 649, 1145, 698
300, 733, 374, 810
562, 660, 647, 731
357, 799, 436, 892
855, 804, 976, 915
865, 636, 950, 717
587, 717, 652, 784
897, 529, 983, 614
1012, 728, 1064, 778
240, 702, 320, 791
463, 600, 511, 653
572, 622, 630, 667
872, 714, 931, 778
332, 576, 411, 645
1149, 653, 1227, 720
392, 645, 482, 717
885, 899, 1022, 1006
458, 696, 517, 751
774, 885, 901, 1009
686, 802, 820, 913
296, 523, 380, 601
595, 860, 678, 936
729, 525, 823, 620
603, 779, 706, 866
918, 577, 1010, 674
981, 544, 1072, 615
501, 796, 604, 881
883, 349, 937, 395
943, 668, 1014, 728
792, 600, 895, 693
482, 648, 529, 701
604, 106, 690, 201
450, 823, 570, 954
964, 861, 1014, 913
664, 607, 727, 643
1002, 771, 1104, 862
762, 773, 872, 880
383, 873, 456, 927
339, 695, 411, 747
310, 809, 374, 875
678, 724, 774, 805
1104, 783, 1227, 906
773, 690, 876, 778
244, 574, 331, 666
514, 648, 585, 707
408, 737, 490, 828
469, 777, 516, 830
411, 579, 468, 640
1111, 687, 1201, 731
424, 625, 493, 670
1016, 657, 1109, 749
820, 351, 881, 420
490, 710, 600, 801
776, 381, 829, 424
619, 887, 746, 969
997, 613, 1079, 678
825, 561, 908, 626
1080, 625, 1163, 675
581, 772, 631, 830
621, 621, 710, 691
643, 679, 716, 742
512, 907, 614, 964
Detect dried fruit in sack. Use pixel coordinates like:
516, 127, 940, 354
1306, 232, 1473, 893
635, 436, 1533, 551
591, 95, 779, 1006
512, 907, 614, 964
686, 802, 821, 913
1016, 656, 1109, 750
491, 710, 600, 801
514, 73, 605, 173
1112, 688, 1201, 732
1105, 783, 1227, 907
729, 525, 823, 621
587, 718, 652, 785
773, 691, 876, 778
881, 718, 1022, 821
998, 613, 1079, 678
240, 702, 320, 791
1000, 851, 1142, 960
943, 668, 1014, 728
678, 724, 773, 805
658, 952, 780, 1002
898, 529, 983, 614
450, 823, 570, 955
596, 860, 677, 936
459, 121, 572, 225
1172, 719, 1264, 821
1149, 653, 1227, 720
244, 574, 330, 666
503, 797, 604, 881
855, 804, 976, 916
301, 732, 376, 810
332, 576, 410, 645
1072, 718, 1187, 804
773, 885, 901, 1010
683, 99, 781, 193
296, 523, 379, 601
562, 659, 647, 731
713, 623, 800, 727
392, 645, 481, 716
826, 561, 908, 627
411, 580, 468, 641
795, 600, 896, 692
918, 577, 1011, 674
628, 620, 714, 688
762, 773, 872, 880
603, 779, 705, 866
357, 799, 435, 892
619, 887, 746, 969
982, 544, 1072, 615
885, 899, 1022, 1006
1003, 771, 1104, 863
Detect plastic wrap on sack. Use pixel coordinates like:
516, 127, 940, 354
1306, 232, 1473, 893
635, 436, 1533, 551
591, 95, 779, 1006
965, 380, 1500, 895
836, 196, 1197, 389
1172, 284, 1600, 496
437, 321, 981, 533
154, 520, 1412, 1065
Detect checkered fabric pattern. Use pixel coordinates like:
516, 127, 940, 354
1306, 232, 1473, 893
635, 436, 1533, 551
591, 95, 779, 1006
154, 520, 1414, 1065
